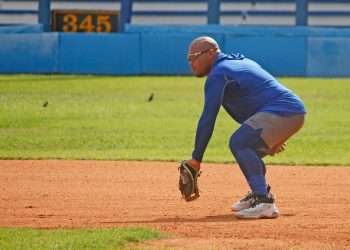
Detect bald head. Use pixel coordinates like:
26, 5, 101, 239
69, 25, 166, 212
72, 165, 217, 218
189, 36, 221, 53
187, 36, 221, 77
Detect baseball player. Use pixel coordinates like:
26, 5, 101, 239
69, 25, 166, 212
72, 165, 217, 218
182, 36, 306, 219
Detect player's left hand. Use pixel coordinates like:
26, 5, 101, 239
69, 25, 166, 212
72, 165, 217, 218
186, 159, 201, 169
178, 160, 201, 202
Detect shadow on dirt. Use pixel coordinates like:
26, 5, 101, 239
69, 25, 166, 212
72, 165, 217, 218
101, 213, 297, 224
102, 214, 237, 224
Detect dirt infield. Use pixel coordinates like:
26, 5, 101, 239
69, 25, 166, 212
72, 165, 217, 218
1, 160, 350, 249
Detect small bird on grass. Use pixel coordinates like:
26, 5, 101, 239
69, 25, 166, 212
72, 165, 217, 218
148, 93, 154, 102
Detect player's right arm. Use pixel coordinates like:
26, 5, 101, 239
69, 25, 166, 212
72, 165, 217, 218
192, 73, 226, 162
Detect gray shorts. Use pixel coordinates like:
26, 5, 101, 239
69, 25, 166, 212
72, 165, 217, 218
244, 112, 305, 149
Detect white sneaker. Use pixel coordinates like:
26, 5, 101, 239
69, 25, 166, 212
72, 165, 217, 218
231, 192, 255, 211
231, 185, 272, 212
234, 195, 279, 219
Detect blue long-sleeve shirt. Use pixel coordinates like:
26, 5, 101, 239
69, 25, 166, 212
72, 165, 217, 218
192, 53, 306, 162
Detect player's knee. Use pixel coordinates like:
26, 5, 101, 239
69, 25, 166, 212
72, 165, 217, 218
229, 132, 246, 154
229, 124, 265, 154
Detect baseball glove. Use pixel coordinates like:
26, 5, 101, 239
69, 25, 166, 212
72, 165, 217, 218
178, 160, 200, 201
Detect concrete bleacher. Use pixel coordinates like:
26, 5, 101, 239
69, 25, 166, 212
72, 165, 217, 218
1, 0, 350, 27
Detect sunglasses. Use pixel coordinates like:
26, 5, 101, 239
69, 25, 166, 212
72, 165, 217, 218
187, 48, 213, 62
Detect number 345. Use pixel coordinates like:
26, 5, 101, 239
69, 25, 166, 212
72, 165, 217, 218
63, 14, 112, 32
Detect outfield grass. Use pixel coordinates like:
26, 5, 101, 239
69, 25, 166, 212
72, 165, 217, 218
0, 75, 349, 165
0, 227, 163, 250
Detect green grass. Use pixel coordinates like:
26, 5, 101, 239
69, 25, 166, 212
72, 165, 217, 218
0, 75, 349, 165
0, 227, 163, 250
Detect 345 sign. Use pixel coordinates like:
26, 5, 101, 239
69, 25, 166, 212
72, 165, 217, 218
52, 10, 119, 33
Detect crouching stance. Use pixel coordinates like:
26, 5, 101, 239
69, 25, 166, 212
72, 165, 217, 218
182, 36, 306, 219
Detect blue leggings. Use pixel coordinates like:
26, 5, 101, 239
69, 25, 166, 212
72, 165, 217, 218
229, 124, 269, 195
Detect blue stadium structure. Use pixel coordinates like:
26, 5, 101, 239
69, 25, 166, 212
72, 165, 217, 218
1, 0, 350, 76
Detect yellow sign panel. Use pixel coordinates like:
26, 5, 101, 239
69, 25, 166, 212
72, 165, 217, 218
52, 9, 119, 33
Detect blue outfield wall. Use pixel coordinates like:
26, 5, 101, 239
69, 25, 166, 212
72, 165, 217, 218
0, 33, 58, 73
1, 25, 350, 76
307, 37, 350, 77
58, 33, 141, 75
